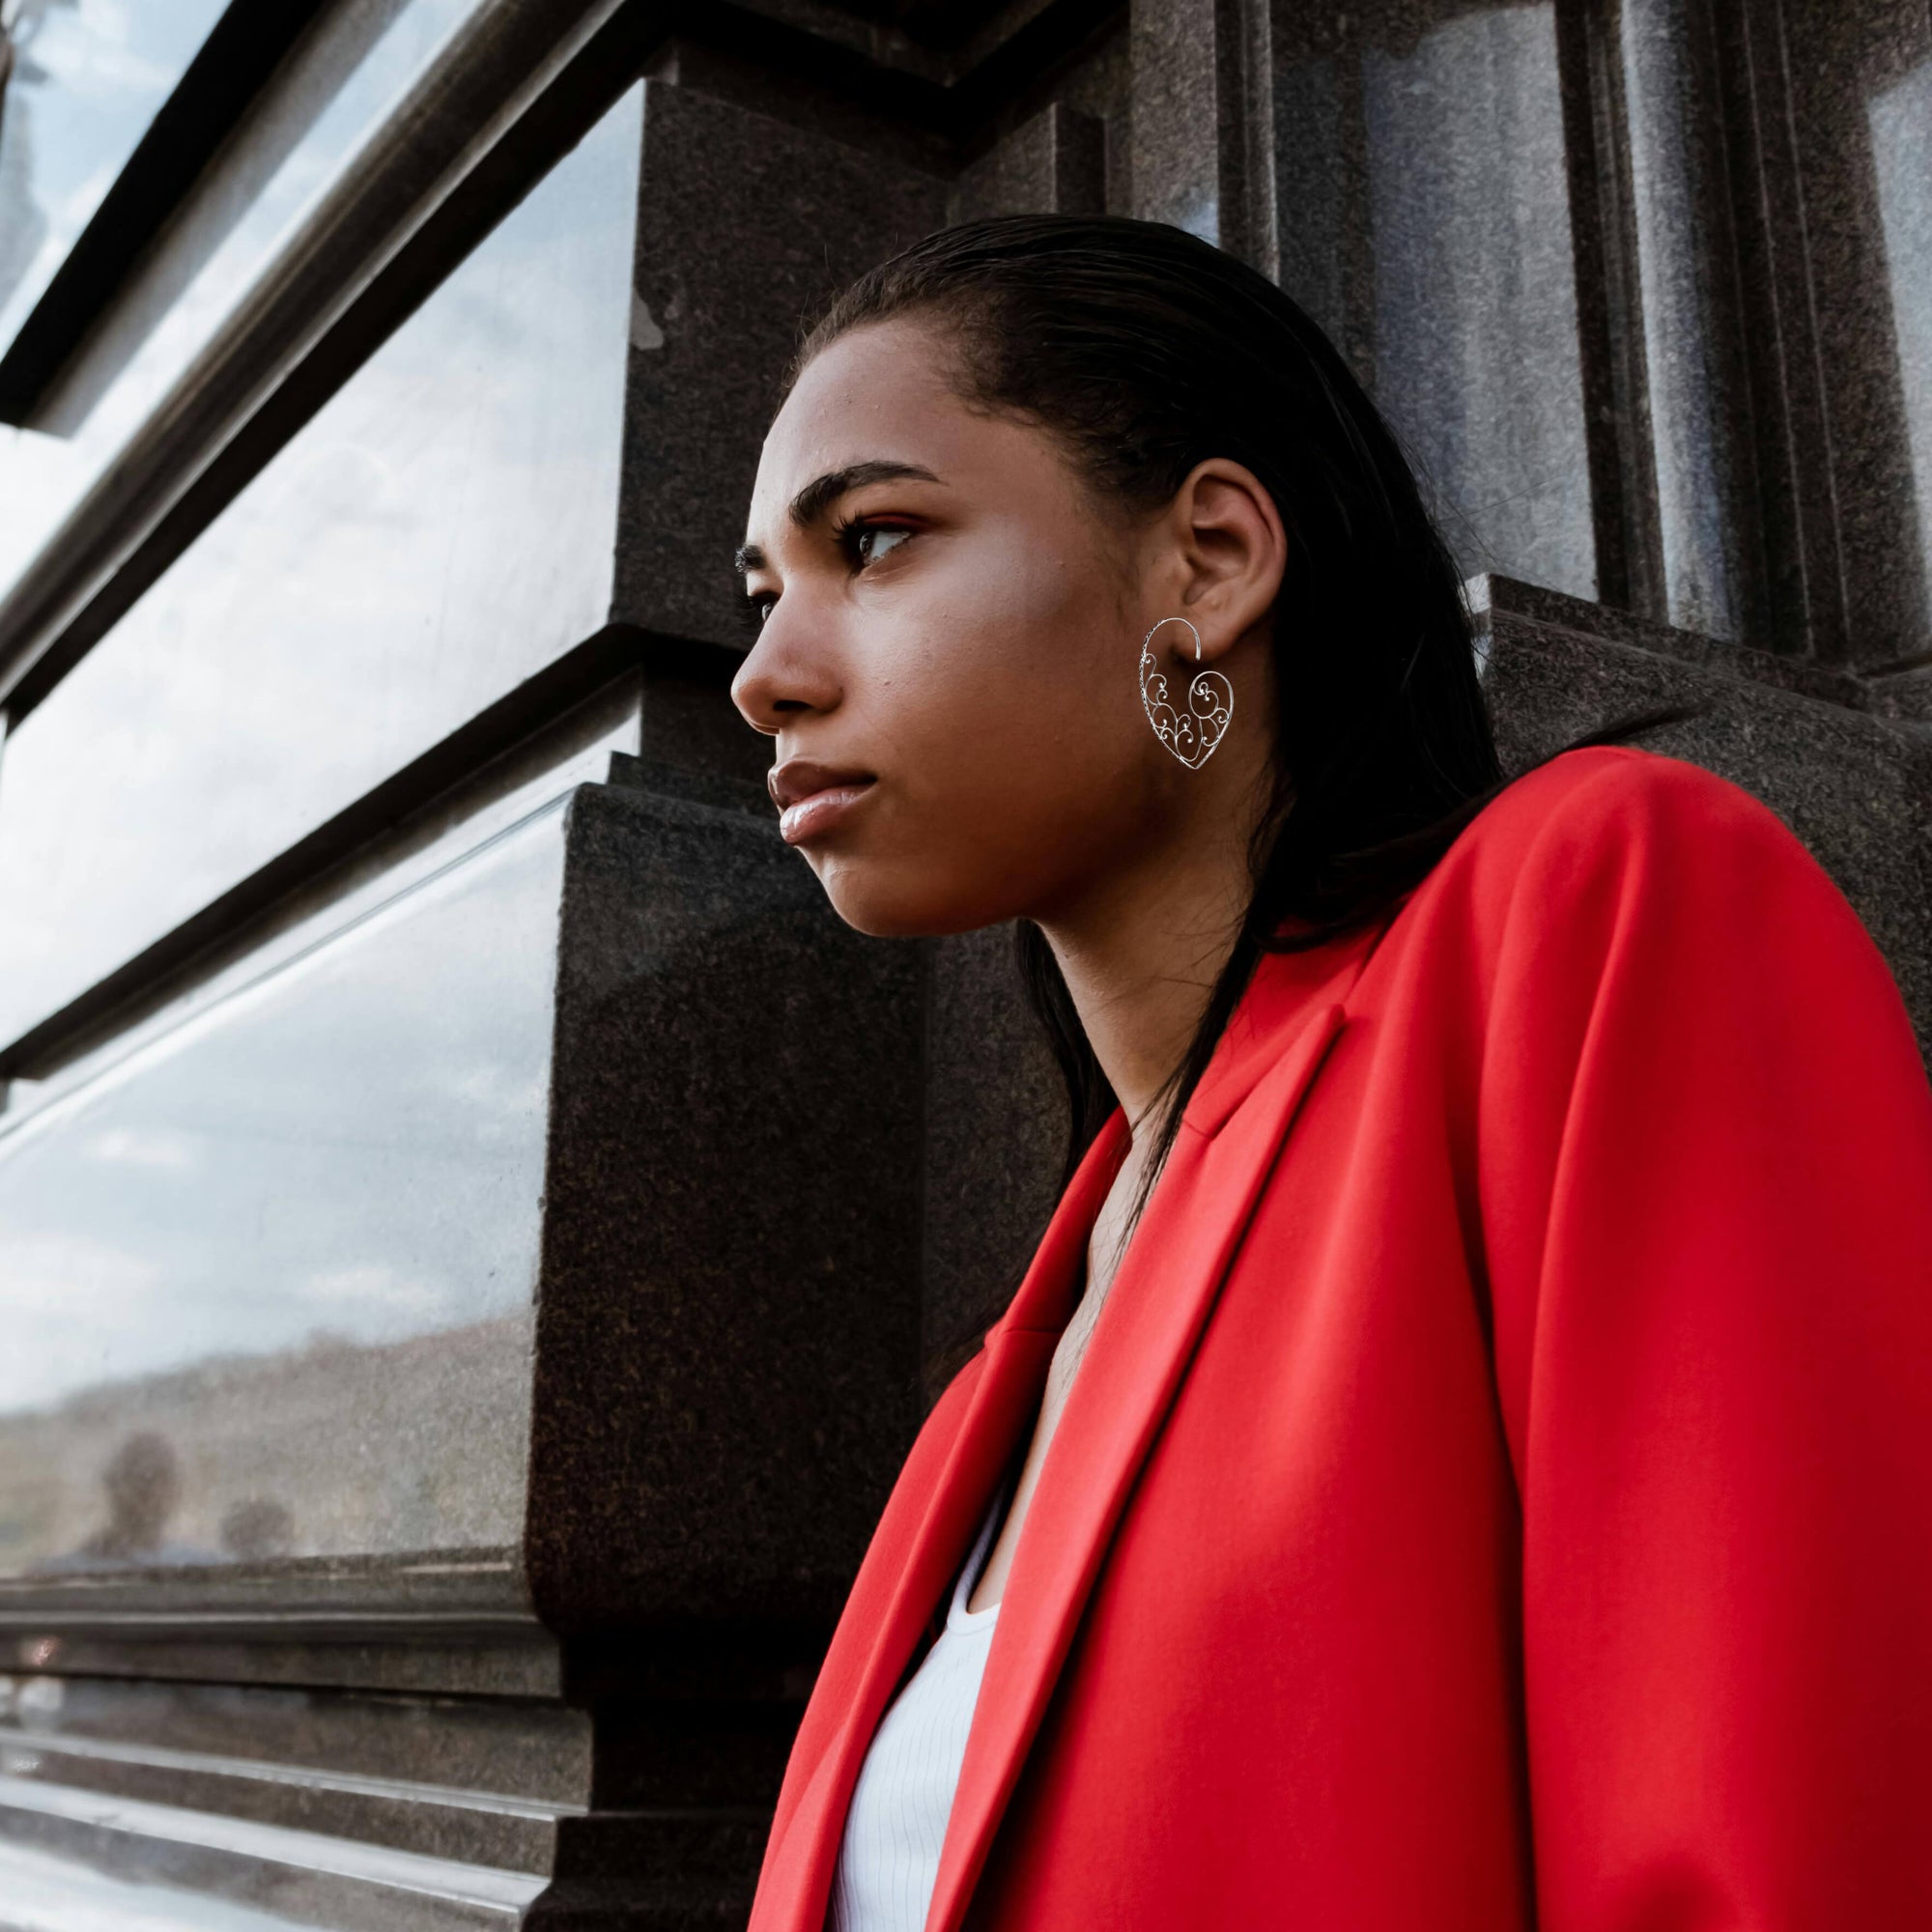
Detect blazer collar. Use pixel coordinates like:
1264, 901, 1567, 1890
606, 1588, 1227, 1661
1180, 917, 1386, 1138
754, 923, 1377, 1932
923, 956, 1364, 1932
753, 1118, 1129, 1932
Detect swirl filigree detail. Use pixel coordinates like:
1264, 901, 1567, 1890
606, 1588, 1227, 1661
1138, 620, 1234, 770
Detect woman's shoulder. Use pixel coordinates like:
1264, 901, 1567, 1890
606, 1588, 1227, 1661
1428, 742, 1830, 924
1241, 750, 1797, 1068
1392, 741, 1902, 1031
1467, 741, 1785, 861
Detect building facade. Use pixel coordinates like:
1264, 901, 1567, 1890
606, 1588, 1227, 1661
0, 0, 1926, 1923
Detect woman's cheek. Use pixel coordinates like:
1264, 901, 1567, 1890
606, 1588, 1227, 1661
811, 771, 1069, 938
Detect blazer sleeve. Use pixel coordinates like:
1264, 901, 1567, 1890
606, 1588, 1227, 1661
1473, 750, 1932, 1930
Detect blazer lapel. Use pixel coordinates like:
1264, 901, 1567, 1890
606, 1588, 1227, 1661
753, 1113, 1131, 1932
922, 989, 1354, 1932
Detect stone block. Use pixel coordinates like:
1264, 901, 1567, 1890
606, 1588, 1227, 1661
613, 79, 948, 654
1475, 574, 1932, 1060
950, 100, 1106, 223
526, 768, 923, 1637
1261, 0, 1597, 601
922, 927, 1064, 1402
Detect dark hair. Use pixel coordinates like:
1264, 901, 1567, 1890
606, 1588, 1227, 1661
791, 213, 1705, 1238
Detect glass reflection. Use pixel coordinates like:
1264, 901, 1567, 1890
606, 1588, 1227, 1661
0, 1836, 393, 1931
0, 81, 639, 1048
1869, 59, 1932, 596
0, 0, 228, 346
0, 799, 566, 1577
1270, 3, 1595, 598
0, 0, 488, 596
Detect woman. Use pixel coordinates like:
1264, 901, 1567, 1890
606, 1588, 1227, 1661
729, 215, 1932, 1931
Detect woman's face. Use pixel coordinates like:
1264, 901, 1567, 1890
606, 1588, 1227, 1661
732, 317, 1276, 938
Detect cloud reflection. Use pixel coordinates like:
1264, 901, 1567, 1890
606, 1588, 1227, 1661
0, 80, 639, 1048
0, 803, 565, 1573
0, 0, 227, 333
0, 0, 486, 585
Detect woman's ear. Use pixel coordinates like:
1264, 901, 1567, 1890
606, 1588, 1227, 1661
1164, 458, 1288, 660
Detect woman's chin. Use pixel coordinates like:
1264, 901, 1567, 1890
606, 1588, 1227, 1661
815, 866, 1017, 942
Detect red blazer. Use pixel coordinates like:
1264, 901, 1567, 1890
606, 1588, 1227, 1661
752, 744, 1932, 1932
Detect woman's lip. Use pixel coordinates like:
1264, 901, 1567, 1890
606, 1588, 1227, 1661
779, 781, 876, 846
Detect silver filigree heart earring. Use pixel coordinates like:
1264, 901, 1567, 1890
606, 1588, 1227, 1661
1138, 616, 1234, 770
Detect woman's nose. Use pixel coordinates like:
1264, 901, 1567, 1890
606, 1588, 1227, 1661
730, 617, 841, 738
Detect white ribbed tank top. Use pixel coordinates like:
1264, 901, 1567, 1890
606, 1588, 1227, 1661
827, 1485, 1009, 1932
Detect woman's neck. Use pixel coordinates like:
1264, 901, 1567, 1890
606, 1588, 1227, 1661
1037, 821, 1256, 1135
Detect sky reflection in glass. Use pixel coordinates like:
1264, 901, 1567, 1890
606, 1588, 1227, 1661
0, 0, 228, 348
0, 81, 638, 1048
0, 799, 564, 1575
0, 0, 486, 597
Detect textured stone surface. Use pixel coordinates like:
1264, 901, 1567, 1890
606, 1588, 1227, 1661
1262, 0, 1597, 602
526, 775, 923, 1636
1057, 19, 1135, 215
1129, 0, 1251, 255
951, 100, 1105, 223
1867, 659, 1932, 725
0, 1630, 565, 1699
634, 656, 773, 793
1617, 0, 1768, 644
922, 926, 1065, 1402
1467, 575, 1868, 709
1773, 0, 1932, 669
1476, 575, 1932, 1061
613, 78, 948, 655
0, 1659, 785, 1886
1, 1670, 590, 1804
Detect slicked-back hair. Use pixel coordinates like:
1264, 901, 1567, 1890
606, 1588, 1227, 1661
789, 214, 1705, 1245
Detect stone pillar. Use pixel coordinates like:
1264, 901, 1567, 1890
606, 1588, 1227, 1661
1129, 0, 1260, 263
1615, 0, 1770, 645
1258, 0, 1601, 603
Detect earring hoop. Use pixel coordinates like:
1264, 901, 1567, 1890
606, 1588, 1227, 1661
1138, 616, 1234, 769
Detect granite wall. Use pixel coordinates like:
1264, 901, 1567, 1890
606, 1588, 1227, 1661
0, 0, 1925, 1924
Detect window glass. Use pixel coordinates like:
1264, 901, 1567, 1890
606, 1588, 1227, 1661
0, 797, 563, 1577
0, 0, 231, 352
0, 81, 640, 1050
0, 0, 489, 599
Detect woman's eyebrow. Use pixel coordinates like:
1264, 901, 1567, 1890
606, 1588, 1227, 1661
788, 459, 942, 530
734, 460, 943, 576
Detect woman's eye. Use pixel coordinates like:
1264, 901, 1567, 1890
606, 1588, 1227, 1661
850, 523, 912, 568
